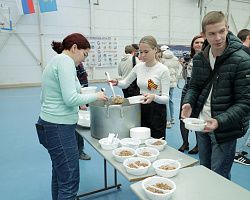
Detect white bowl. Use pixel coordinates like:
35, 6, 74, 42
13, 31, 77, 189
112, 147, 136, 163
98, 138, 120, 150
142, 176, 176, 200
153, 159, 181, 178
127, 95, 145, 104
130, 127, 151, 140
80, 86, 97, 94
136, 147, 159, 162
120, 138, 141, 149
182, 118, 206, 131
145, 139, 167, 151
123, 157, 151, 176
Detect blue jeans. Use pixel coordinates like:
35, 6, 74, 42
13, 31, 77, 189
197, 132, 236, 180
167, 87, 174, 121
36, 117, 79, 200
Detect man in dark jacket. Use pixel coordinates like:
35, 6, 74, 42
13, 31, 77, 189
234, 29, 250, 165
181, 11, 250, 179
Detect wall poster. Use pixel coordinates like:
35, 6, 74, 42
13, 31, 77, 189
84, 36, 118, 68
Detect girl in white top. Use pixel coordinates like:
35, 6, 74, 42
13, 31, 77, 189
110, 36, 170, 138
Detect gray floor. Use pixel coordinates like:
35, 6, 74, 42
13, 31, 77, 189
0, 82, 249, 200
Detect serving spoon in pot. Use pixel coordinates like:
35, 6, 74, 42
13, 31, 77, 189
105, 71, 116, 98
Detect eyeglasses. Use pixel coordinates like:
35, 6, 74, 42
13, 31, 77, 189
83, 52, 88, 58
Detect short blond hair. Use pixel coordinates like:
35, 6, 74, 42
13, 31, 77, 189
125, 45, 134, 54
202, 11, 227, 33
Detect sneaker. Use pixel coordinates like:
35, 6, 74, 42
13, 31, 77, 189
241, 151, 248, 156
79, 152, 91, 160
236, 151, 248, 156
234, 154, 250, 166
166, 122, 172, 128
170, 118, 175, 124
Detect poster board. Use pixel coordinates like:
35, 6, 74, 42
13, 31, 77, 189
85, 36, 118, 68
0, 3, 12, 31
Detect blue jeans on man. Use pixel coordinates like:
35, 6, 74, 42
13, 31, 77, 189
197, 132, 236, 179
36, 117, 79, 200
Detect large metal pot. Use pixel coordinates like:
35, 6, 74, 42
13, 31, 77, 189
89, 99, 141, 139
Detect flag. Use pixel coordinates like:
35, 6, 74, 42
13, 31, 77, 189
16, 0, 35, 15
38, 0, 57, 13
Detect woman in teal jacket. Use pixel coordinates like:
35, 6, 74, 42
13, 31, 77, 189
36, 33, 107, 200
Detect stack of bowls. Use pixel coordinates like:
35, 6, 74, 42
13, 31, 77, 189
98, 137, 120, 150
120, 138, 141, 149
80, 86, 97, 94
130, 127, 151, 143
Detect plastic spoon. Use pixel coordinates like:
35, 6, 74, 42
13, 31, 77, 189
105, 72, 116, 97
147, 185, 170, 194
107, 133, 115, 144
112, 133, 119, 144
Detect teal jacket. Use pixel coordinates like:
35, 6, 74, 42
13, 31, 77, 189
183, 31, 250, 143
40, 54, 97, 124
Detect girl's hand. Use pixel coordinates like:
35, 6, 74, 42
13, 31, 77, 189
142, 93, 155, 104
108, 79, 118, 86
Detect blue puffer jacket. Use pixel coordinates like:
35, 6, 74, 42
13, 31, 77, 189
183, 31, 250, 143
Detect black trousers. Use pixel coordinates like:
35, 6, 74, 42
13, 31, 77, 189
75, 131, 84, 154
141, 102, 166, 139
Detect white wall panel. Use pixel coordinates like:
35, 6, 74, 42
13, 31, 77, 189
0, 0, 249, 86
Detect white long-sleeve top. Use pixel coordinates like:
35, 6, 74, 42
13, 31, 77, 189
118, 62, 170, 104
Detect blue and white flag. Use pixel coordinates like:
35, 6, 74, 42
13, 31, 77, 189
38, 0, 57, 13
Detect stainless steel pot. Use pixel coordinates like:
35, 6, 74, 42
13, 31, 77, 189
89, 99, 141, 139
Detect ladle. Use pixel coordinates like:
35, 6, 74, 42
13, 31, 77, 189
105, 71, 116, 97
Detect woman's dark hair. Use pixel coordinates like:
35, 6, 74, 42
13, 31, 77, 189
51, 33, 91, 54
190, 35, 203, 58
131, 43, 139, 50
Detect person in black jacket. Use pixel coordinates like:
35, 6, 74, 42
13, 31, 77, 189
181, 11, 250, 179
178, 35, 204, 154
233, 29, 250, 165
75, 63, 91, 160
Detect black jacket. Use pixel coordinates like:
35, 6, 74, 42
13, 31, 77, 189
183, 31, 250, 143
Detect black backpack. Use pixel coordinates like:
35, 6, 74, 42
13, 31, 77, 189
126, 56, 140, 97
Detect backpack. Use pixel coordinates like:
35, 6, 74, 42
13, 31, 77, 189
126, 56, 140, 97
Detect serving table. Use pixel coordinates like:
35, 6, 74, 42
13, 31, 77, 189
75, 126, 198, 199
130, 165, 250, 200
